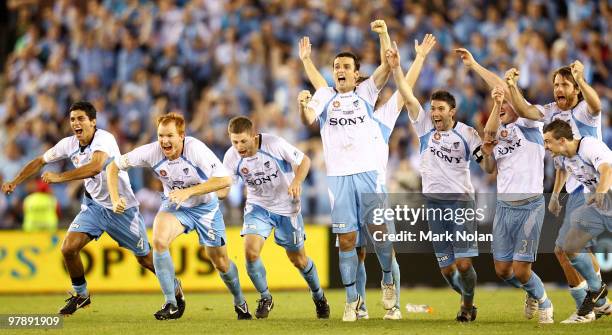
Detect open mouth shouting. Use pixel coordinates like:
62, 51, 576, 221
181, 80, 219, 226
161, 143, 173, 155
73, 127, 83, 137
337, 74, 346, 85
555, 94, 567, 106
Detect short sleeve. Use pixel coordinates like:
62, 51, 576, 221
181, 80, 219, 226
307, 88, 335, 119
222, 149, 240, 183
116, 142, 158, 170
408, 104, 433, 137
582, 138, 612, 172
373, 91, 402, 129
573, 100, 600, 126
274, 137, 305, 166
43, 137, 72, 163
465, 126, 483, 154
187, 140, 229, 178
355, 77, 380, 107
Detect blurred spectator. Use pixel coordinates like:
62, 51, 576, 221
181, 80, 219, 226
22, 179, 59, 232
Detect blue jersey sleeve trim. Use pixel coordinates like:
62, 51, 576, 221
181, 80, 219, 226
259, 150, 292, 173
318, 92, 338, 129
419, 129, 435, 153
181, 155, 209, 180
571, 112, 599, 138
516, 125, 544, 146
360, 97, 392, 143
152, 158, 168, 170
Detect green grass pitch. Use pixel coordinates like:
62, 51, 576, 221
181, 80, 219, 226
0, 288, 610, 334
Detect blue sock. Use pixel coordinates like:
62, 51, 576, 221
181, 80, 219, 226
569, 281, 588, 309
220, 261, 246, 306
521, 272, 551, 308
443, 269, 464, 295
570, 253, 602, 292
246, 258, 271, 299
356, 260, 367, 311
458, 266, 477, 306
502, 274, 522, 289
373, 242, 393, 284
392, 257, 400, 309
300, 258, 323, 300
153, 250, 176, 305
339, 249, 358, 302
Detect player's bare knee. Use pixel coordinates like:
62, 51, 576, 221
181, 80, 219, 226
211, 254, 229, 273
152, 237, 169, 252
494, 265, 512, 280
440, 265, 455, 277
512, 263, 531, 282
61, 241, 81, 259
455, 259, 472, 273
245, 248, 260, 263
288, 253, 308, 270
338, 233, 356, 251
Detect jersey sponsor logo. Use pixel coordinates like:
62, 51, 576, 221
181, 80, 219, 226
328, 115, 366, 126
342, 110, 354, 115
440, 146, 451, 153
580, 177, 598, 187
255, 172, 265, 176
246, 170, 280, 186
241, 167, 249, 174
496, 139, 522, 156
430, 147, 462, 164
168, 160, 180, 165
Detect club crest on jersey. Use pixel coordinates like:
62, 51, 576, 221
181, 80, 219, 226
71, 156, 79, 165
332, 100, 340, 109
264, 161, 270, 169
183, 168, 189, 175
241, 167, 249, 174
353, 100, 359, 107
453, 142, 460, 149
433, 132, 441, 141
500, 129, 508, 138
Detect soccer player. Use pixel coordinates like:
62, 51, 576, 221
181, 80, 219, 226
301, 34, 436, 320
106, 112, 250, 320
298, 20, 399, 322
390, 44, 488, 322
543, 119, 611, 321
479, 86, 553, 323
1, 101, 184, 316
503, 64, 611, 322
221, 116, 330, 319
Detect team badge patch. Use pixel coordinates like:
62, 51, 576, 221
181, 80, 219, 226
353, 100, 359, 107
332, 101, 340, 108
159, 169, 167, 177
500, 129, 508, 138
433, 132, 441, 141
264, 161, 270, 168
453, 142, 460, 149
183, 168, 189, 175
241, 167, 249, 174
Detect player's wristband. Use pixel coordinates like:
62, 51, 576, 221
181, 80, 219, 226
473, 146, 484, 163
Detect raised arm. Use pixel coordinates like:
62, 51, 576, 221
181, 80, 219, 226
405, 34, 436, 88
370, 20, 391, 89
298, 90, 316, 126
480, 87, 504, 174
299, 37, 327, 90
42, 151, 108, 184
386, 41, 421, 121
1, 156, 46, 194
571, 60, 602, 116
455, 48, 507, 94
504, 68, 543, 121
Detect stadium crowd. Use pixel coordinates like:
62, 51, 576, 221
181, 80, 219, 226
0, 0, 610, 228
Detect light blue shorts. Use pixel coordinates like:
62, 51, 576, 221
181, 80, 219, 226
327, 170, 382, 235
570, 204, 612, 239
241, 203, 305, 252
70, 196, 149, 256
159, 198, 226, 247
426, 199, 479, 268
556, 186, 588, 248
492, 195, 545, 262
